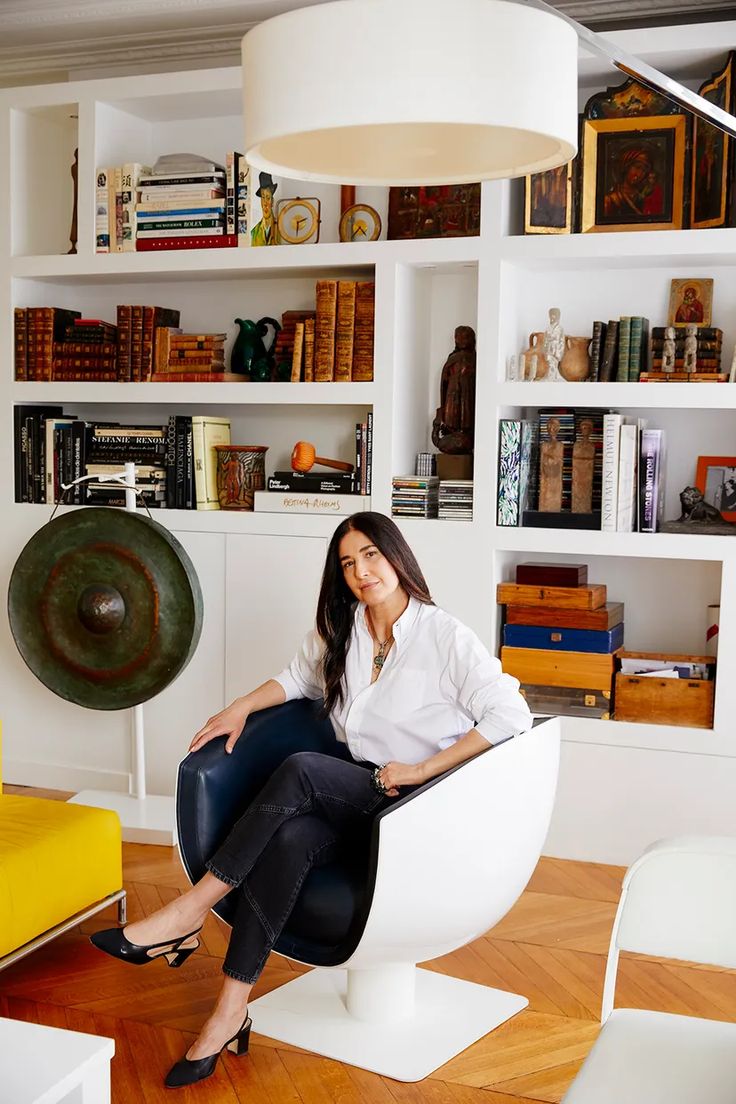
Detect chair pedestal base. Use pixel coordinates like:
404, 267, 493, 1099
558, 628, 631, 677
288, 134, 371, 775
249, 965, 528, 1082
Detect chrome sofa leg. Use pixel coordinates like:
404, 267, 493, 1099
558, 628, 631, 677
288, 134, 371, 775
117, 893, 127, 925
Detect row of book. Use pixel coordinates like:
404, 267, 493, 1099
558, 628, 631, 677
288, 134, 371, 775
14, 305, 181, 382
272, 281, 375, 383
390, 475, 474, 520
497, 408, 666, 532
588, 321, 725, 382
95, 154, 248, 254
13, 408, 199, 509
498, 562, 623, 720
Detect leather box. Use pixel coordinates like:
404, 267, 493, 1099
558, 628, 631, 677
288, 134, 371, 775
515, 562, 588, 587
504, 623, 624, 654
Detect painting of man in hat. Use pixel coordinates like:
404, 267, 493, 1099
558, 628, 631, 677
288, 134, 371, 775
251, 171, 281, 246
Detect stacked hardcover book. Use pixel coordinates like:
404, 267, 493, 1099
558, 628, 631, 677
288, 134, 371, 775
53, 318, 118, 381
391, 476, 439, 518
151, 329, 237, 382
134, 155, 234, 252
14, 307, 81, 381
438, 479, 473, 520
642, 327, 725, 381
498, 562, 624, 720
85, 424, 168, 508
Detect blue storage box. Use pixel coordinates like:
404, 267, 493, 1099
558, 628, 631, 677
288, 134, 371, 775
503, 623, 624, 654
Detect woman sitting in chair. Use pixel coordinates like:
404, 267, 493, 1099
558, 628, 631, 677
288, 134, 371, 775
91, 511, 532, 1088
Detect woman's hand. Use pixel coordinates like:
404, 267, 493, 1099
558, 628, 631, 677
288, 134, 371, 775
375, 761, 426, 797
189, 698, 250, 755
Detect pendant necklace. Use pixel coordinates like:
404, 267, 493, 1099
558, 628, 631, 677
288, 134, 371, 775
374, 635, 393, 671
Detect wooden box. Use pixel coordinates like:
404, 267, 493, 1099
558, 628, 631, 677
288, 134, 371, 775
503, 623, 624, 654
505, 601, 624, 631
515, 562, 588, 587
496, 583, 606, 610
501, 646, 618, 692
614, 651, 716, 729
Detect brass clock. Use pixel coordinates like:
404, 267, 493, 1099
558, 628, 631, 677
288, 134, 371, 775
339, 203, 382, 243
277, 197, 321, 244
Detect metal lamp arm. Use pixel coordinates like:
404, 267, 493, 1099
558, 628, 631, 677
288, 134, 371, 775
519, 0, 736, 140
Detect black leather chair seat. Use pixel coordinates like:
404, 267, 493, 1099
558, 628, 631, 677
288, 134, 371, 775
176, 699, 376, 967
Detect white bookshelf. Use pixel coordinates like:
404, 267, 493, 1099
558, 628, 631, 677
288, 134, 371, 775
4, 24, 736, 863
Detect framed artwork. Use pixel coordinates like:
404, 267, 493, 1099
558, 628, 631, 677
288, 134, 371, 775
696, 455, 736, 521
524, 161, 573, 234
387, 184, 480, 240
581, 115, 687, 233
691, 54, 735, 229
667, 278, 713, 328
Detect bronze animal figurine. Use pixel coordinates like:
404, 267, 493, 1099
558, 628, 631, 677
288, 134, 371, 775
677, 486, 723, 523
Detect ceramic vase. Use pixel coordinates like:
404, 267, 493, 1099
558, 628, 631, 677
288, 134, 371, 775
559, 336, 591, 382
521, 332, 549, 380
215, 445, 268, 510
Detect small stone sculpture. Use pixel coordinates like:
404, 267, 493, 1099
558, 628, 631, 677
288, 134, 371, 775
662, 326, 676, 373
542, 307, 565, 381
661, 486, 736, 534
684, 324, 698, 373
431, 325, 476, 454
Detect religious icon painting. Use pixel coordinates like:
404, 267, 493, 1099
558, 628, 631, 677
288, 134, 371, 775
667, 277, 714, 329
387, 184, 480, 239
691, 53, 736, 230
524, 160, 574, 234
581, 114, 687, 233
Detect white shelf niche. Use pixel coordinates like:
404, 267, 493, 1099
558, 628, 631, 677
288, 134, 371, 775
11, 102, 78, 257
493, 548, 728, 756
494, 406, 736, 531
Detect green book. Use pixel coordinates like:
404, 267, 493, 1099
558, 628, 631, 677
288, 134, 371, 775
617, 316, 631, 382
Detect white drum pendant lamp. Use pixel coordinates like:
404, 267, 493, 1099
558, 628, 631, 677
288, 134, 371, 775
242, 0, 579, 185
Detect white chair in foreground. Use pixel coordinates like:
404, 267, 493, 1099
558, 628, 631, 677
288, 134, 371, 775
562, 835, 736, 1104
177, 700, 560, 1081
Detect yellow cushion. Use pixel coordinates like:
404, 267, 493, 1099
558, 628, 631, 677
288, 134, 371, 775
0, 795, 122, 958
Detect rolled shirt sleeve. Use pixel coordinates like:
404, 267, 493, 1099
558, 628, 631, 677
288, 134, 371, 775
273, 629, 325, 701
447, 624, 533, 746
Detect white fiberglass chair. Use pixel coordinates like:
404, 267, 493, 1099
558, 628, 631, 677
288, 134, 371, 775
177, 699, 560, 1081
563, 835, 736, 1104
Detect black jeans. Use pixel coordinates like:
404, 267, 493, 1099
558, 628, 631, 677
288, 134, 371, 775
205, 750, 392, 983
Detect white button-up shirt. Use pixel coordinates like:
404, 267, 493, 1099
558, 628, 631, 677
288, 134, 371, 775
274, 596, 532, 766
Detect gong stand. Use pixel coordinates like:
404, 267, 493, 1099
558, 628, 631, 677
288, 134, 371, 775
65, 464, 177, 846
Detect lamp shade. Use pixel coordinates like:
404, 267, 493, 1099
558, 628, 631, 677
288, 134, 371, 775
242, 0, 578, 185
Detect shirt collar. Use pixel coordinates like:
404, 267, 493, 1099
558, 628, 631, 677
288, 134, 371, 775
356, 593, 422, 646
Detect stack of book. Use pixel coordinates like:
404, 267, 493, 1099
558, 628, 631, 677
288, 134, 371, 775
498, 562, 624, 720
354, 412, 373, 495
134, 156, 235, 252
14, 307, 81, 381
438, 479, 473, 520
273, 310, 317, 381
85, 424, 168, 508
642, 327, 725, 381
391, 476, 439, 518
601, 415, 665, 533
151, 329, 236, 382
591, 316, 650, 381
53, 318, 118, 381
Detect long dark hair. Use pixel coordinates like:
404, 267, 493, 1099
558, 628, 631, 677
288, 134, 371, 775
316, 512, 433, 716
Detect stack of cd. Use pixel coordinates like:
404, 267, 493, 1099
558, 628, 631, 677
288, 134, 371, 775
415, 451, 437, 477
391, 475, 439, 518
438, 480, 473, 520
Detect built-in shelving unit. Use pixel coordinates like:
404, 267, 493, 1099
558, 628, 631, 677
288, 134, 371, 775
4, 21, 736, 862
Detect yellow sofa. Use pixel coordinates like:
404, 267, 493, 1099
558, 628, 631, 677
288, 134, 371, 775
0, 729, 124, 967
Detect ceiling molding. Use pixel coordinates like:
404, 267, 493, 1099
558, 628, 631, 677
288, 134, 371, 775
0, 23, 249, 79
0, 0, 278, 26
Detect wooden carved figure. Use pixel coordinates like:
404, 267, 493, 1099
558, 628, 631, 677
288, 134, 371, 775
539, 415, 564, 512
572, 418, 595, 513
684, 324, 698, 373
431, 325, 476, 454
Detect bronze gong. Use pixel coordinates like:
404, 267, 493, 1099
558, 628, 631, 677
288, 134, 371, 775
8, 508, 203, 710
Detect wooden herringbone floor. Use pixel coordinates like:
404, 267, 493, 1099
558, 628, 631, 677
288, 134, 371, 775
2, 787, 735, 1103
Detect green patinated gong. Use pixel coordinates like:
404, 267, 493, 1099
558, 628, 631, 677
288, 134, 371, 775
8, 508, 203, 711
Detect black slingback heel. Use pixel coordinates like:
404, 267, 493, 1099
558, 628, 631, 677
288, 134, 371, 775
89, 925, 202, 967
165, 1014, 252, 1088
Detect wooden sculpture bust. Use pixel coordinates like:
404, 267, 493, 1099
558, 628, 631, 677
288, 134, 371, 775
431, 325, 476, 454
